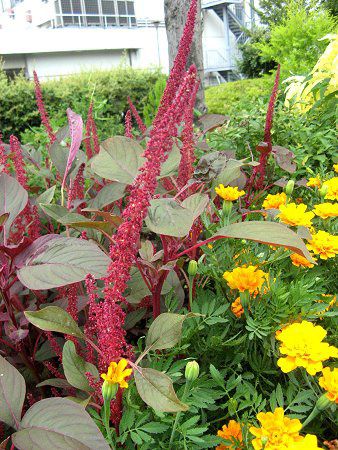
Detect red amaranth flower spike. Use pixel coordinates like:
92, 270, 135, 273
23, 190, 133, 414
177, 80, 199, 189
67, 163, 85, 210
0, 134, 10, 173
10, 135, 27, 188
33, 70, 56, 144
264, 64, 281, 150
85, 102, 94, 159
124, 109, 133, 138
127, 97, 147, 134
155, 0, 197, 122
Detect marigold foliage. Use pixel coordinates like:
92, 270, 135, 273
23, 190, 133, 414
319, 367, 338, 404
249, 407, 302, 450
223, 266, 268, 294
215, 184, 245, 201
277, 203, 314, 227
276, 321, 338, 375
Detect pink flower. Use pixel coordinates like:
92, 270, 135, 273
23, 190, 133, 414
127, 97, 147, 134
33, 70, 56, 144
124, 109, 133, 139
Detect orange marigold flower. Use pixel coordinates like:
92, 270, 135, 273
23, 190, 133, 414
217, 420, 243, 450
319, 367, 338, 404
276, 321, 338, 375
231, 297, 244, 318
101, 358, 132, 389
307, 230, 338, 260
323, 177, 338, 201
249, 407, 302, 450
215, 184, 245, 201
262, 192, 287, 210
306, 177, 321, 188
223, 266, 268, 294
313, 202, 338, 219
277, 203, 314, 227
290, 253, 314, 268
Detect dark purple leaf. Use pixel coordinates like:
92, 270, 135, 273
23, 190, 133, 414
198, 114, 230, 133
271, 146, 296, 173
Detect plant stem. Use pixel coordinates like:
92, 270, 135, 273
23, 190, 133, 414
102, 400, 114, 447
168, 381, 190, 449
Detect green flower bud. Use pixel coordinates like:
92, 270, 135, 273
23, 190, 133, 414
228, 397, 238, 415
315, 393, 331, 411
285, 179, 295, 196
102, 380, 118, 402
261, 435, 269, 446
185, 360, 199, 382
222, 200, 233, 216
319, 184, 328, 199
188, 260, 198, 277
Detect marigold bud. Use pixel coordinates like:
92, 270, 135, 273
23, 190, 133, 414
319, 184, 328, 199
285, 179, 295, 196
185, 360, 199, 381
102, 380, 118, 402
315, 393, 331, 411
188, 260, 198, 277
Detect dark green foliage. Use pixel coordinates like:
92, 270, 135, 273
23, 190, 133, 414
237, 28, 276, 78
0, 67, 163, 142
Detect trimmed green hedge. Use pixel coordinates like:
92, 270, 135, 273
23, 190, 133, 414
0, 67, 165, 143
205, 76, 275, 115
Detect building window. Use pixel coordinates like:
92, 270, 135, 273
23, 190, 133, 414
55, 0, 136, 28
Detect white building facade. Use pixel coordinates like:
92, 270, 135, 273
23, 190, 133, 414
0, 0, 259, 83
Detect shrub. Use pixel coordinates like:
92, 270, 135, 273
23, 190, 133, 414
0, 66, 163, 142
237, 27, 276, 78
205, 75, 274, 115
255, 0, 337, 76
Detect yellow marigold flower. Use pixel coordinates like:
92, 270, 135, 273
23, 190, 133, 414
334, 164, 338, 173
276, 321, 338, 375
207, 244, 213, 249
231, 297, 244, 318
101, 358, 132, 389
290, 253, 315, 268
307, 230, 338, 260
217, 420, 243, 450
262, 192, 287, 210
249, 407, 302, 450
223, 266, 268, 294
316, 294, 336, 319
323, 177, 338, 201
288, 434, 321, 449
215, 184, 245, 201
277, 203, 314, 227
319, 367, 338, 404
313, 202, 338, 219
306, 177, 321, 188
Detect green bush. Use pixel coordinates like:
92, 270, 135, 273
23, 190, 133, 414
255, 0, 337, 76
237, 27, 276, 78
0, 67, 163, 143
205, 76, 274, 115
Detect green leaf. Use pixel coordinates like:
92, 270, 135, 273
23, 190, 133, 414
212, 158, 258, 192
17, 236, 110, 289
25, 306, 85, 339
12, 398, 110, 450
209, 364, 225, 388
159, 144, 181, 178
124, 308, 147, 330
62, 341, 99, 391
146, 313, 187, 350
0, 173, 28, 238
0, 355, 25, 429
91, 136, 145, 184
36, 185, 56, 206
213, 221, 313, 260
134, 367, 188, 413
87, 182, 126, 210
40, 204, 86, 224
145, 198, 195, 237
181, 193, 209, 221
36, 378, 72, 389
